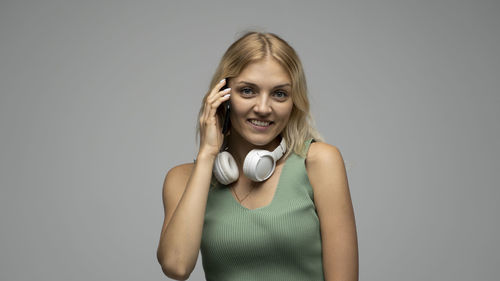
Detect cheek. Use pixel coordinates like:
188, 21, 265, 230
228, 104, 246, 128
229, 99, 251, 118
279, 103, 294, 120
229, 103, 241, 118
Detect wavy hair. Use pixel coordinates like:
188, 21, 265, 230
196, 31, 324, 159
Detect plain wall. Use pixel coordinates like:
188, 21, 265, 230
1, 0, 499, 280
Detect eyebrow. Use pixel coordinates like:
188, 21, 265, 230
237, 81, 291, 89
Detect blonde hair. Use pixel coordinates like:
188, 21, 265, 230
196, 31, 324, 159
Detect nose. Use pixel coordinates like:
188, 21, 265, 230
253, 94, 272, 115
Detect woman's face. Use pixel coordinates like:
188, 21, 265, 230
228, 58, 293, 146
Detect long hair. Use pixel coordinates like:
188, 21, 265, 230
196, 31, 324, 159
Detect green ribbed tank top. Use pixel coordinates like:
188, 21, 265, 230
200, 138, 324, 281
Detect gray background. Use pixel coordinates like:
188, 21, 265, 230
1, 0, 499, 280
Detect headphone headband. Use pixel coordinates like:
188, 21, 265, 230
271, 137, 287, 161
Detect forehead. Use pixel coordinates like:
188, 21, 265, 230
234, 59, 291, 85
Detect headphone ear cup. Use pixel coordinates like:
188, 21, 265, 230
243, 150, 276, 182
213, 151, 239, 185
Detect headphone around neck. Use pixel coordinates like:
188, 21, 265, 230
213, 137, 287, 185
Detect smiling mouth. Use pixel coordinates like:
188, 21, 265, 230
248, 119, 273, 127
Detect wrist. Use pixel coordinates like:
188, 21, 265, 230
196, 151, 217, 163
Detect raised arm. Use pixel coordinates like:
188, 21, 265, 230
156, 78, 231, 280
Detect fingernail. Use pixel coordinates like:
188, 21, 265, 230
223, 94, 230, 98
223, 87, 231, 92
220, 78, 226, 83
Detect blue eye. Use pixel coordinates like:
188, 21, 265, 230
274, 91, 288, 98
240, 87, 253, 95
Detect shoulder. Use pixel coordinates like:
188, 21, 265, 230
306, 141, 344, 168
164, 162, 195, 189
167, 162, 194, 177
159, 162, 196, 244
304, 142, 358, 278
305, 141, 347, 193
161, 162, 195, 212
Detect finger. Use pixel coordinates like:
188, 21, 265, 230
207, 87, 231, 104
203, 86, 221, 122
208, 92, 231, 121
207, 88, 231, 111
202, 79, 228, 128
208, 78, 228, 99
202, 101, 210, 127
201, 98, 212, 128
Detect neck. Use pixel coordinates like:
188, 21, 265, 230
225, 132, 282, 172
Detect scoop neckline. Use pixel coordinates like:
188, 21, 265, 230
220, 154, 291, 212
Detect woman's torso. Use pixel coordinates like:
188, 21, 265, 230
200, 138, 324, 281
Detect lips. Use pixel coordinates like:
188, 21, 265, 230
248, 119, 273, 127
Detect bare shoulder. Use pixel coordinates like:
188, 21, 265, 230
164, 162, 195, 189
166, 162, 195, 179
159, 162, 195, 231
305, 142, 357, 279
305, 141, 348, 193
306, 141, 344, 167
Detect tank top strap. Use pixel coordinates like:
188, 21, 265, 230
299, 137, 316, 158
278, 137, 317, 206
304, 138, 317, 200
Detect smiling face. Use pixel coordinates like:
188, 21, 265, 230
228, 58, 293, 147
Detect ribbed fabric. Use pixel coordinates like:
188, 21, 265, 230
200, 138, 324, 281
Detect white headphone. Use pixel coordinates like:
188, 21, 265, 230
213, 137, 287, 185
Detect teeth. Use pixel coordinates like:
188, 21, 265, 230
250, 119, 271, 126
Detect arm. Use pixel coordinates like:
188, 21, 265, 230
157, 77, 229, 279
306, 142, 359, 281
156, 153, 216, 280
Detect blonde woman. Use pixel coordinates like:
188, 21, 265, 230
157, 31, 358, 281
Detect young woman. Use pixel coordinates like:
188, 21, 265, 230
157, 31, 358, 281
